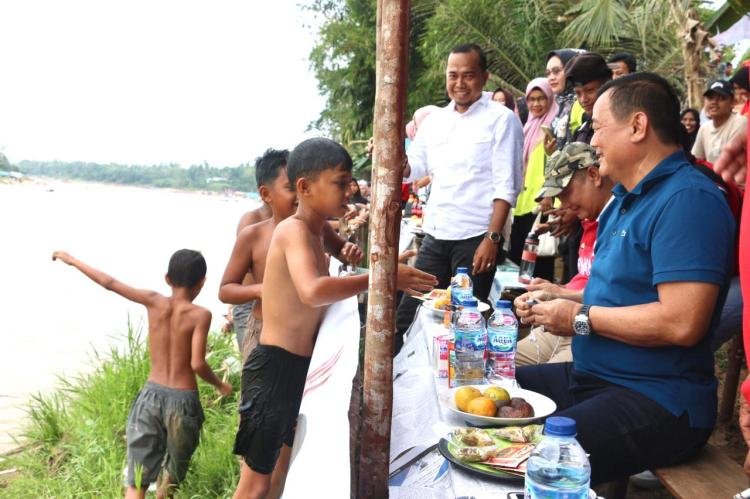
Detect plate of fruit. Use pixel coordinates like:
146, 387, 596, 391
441, 385, 556, 426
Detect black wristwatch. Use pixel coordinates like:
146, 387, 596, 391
573, 305, 592, 336
485, 231, 501, 244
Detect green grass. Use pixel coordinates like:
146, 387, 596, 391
1, 324, 242, 498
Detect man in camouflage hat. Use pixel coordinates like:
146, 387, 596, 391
515, 142, 613, 366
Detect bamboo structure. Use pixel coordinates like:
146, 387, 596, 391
357, 0, 410, 496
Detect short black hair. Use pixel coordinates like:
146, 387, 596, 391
450, 43, 487, 72
597, 72, 681, 146
565, 53, 612, 86
607, 52, 637, 73
167, 249, 206, 288
255, 148, 289, 188
287, 138, 353, 187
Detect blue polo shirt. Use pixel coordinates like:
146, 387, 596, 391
576, 150, 734, 428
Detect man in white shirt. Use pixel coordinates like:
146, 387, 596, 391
692, 80, 748, 165
395, 43, 524, 350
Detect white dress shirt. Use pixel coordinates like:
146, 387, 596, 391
405, 92, 523, 240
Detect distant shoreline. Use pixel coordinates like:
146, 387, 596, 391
3, 175, 261, 201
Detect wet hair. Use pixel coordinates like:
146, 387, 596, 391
167, 249, 206, 288
597, 72, 681, 146
607, 53, 637, 73
492, 87, 516, 111
287, 137, 353, 187
255, 148, 289, 188
450, 43, 487, 72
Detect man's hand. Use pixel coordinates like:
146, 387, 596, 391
472, 238, 498, 275
52, 251, 74, 265
398, 249, 417, 264
713, 124, 747, 186
218, 381, 233, 397
339, 242, 363, 266
538, 207, 577, 238
527, 277, 565, 296
513, 289, 554, 322
521, 298, 581, 336
396, 263, 437, 296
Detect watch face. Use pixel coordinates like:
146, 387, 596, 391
574, 315, 590, 335
487, 232, 500, 242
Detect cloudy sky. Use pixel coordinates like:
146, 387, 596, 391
0, 1, 326, 167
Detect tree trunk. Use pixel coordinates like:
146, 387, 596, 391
356, 0, 410, 496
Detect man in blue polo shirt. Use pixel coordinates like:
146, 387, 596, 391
513, 72, 735, 485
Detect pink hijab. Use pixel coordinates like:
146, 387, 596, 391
522, 77, 558, 168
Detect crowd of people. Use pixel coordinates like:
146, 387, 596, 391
51, 37, 750, 497
393, 41, 750, 489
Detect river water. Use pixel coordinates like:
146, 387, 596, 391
0, 179, 256, 453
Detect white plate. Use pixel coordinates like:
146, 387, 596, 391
422, 299, 490, 316
440, 385, 556, 427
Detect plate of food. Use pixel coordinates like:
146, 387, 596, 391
437, 424, 544, 481
440, 385, 556, 427
420, 289, 490, 315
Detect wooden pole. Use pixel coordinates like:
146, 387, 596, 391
357, 0, 410, 496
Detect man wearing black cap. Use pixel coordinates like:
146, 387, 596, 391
565, 53, 613, 144
693, 80, 748, 165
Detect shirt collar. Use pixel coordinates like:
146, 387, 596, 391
448, 92, 490, 115
612, 150, 688, 198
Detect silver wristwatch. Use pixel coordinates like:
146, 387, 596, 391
573, 305, 592, 336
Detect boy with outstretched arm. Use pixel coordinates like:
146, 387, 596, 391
231, 138, 437, 499
219, 148, 362, 362
52, 249, 232, 499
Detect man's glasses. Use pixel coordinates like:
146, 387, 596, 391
544, 67, 563, 77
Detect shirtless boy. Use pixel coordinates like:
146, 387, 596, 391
52, 249, 232, 499
231, 138, 437, 498
220, 149, 363, 361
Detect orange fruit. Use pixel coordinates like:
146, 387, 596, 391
455, 386, 481, 412
467, 396, 497, 417
483, 386, 510, 406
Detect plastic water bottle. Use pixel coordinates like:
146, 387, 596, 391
486, 299, 518, 386
525, 417, 591, 499
519, 232, 539, 284
451, 267, 474, 306
452, 299, 487, 386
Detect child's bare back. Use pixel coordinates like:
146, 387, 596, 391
145, 295, 212, 390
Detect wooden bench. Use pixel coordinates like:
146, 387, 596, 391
654, 444, 748, 498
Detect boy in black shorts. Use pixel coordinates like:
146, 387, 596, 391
52, 249, 232, 498
231, 138, 437, 498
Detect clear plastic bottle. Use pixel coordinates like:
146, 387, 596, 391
451, 267, 474, 306
525, 416, 591, 499
486, 299, 518, 387
452, 298, 487, 386
518, 232, 539, 284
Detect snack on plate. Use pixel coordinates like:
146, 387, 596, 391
432, 287, 451, 310
491, 424, 543, 443
452, 427, 494, 447
454, 445, 500, 463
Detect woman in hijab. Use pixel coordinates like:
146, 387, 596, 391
680, 108, 701, 154
508, 78, 558, 281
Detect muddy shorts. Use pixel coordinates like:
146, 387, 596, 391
125, 381, 204, 487
233, 344, 311, 474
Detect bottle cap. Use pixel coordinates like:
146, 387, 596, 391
526, 231, 539, 241
495, 299, 512, 309
544, 416, 577, 437
461, 298, 479, 308
456, 266, 468, 274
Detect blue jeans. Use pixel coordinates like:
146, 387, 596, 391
711, 275, 742, 351
516, 362, 712, 485
394, 233, 503, 353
